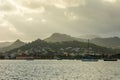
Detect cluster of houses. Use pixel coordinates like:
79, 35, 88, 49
0, 46, 103, 60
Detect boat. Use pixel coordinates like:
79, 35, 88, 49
81, 56, 98, 62
81, 39, 99, 62
103, 54, 118, 61
103, 58, 118, 61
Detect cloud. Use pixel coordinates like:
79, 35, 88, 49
0, 18, 25, 40
51, 0, 84, 9
41, 19, 47, 23
18, 0, 84, 9
64, 11, 79, 20
0, 0, 15, 11
26, 17, 33, 21
103, 0, 117, 3
0, 19, 23, 36
0, 0, 120, 41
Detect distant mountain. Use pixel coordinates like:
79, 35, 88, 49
91, 37, 120, 48
0, 39, 26, 52
45, 33, 120, 49
8, 39, 116, 55
9, 39, 49, 53
44, 33, 84, 42
79, 34, 100, 39
0, 42, 12, 48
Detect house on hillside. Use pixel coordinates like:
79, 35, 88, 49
16, 55, 34, 60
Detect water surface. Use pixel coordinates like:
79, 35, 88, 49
0, 60, 119, 80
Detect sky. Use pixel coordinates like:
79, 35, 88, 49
0, 0, 120, 41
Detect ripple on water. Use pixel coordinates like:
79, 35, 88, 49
0, 60, 119, 80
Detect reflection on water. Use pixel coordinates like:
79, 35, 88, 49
0, 60, 119, 80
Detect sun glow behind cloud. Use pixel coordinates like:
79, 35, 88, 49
0, 0, 120, 41
103, 0, 117, 3
0, 20, 23, 36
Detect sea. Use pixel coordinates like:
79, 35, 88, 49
0, 60, 119, 80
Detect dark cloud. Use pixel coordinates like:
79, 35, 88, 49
0, 0, 120, 41
66, 0, 120, 36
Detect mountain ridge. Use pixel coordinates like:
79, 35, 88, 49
44, 33, 85, 42
0, 33, 120, 51
45, 33, 120, 48
0, 39, 26, 52
0, 42, 12, 48
91, 37, 120, 48
9, 39, 116, 55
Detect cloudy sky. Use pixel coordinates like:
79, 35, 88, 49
0, 0, 120, 41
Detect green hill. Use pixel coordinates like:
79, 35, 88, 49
8, 39, 115, 55
44, 33, 84, 42
0, 39, 25, 52
91, 37, 120, 48
45, 33, 120, 49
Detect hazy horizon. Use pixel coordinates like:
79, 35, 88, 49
0, 32, 119, 43
0, 0, 120, 41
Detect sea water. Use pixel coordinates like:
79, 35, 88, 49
0, 60, 119, 80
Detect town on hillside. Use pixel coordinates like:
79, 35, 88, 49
0, 38, 120, 61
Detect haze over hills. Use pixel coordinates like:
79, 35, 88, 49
91, 37, 120, 48
9, 38, 115, 55
78, 34, 100, 39
0, 42, 12, 48
45, 33, 120, 49
44, 33, 85, 42
0, 39, 26, 52
0, 33, 120, 53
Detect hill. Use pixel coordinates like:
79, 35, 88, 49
8, 39, 115, 55
45, 33, 120, 49
91, 37, 120, 48
78, 34, 100, 39
0, 39, 26, 52
0, 42, 12, 48
44, 33, 84, 42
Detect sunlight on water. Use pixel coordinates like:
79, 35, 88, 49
0, 60, 119, 80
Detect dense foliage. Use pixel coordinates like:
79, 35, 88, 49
8, 39, 117, 55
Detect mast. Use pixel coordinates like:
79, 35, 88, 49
88, 39, 90, 54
